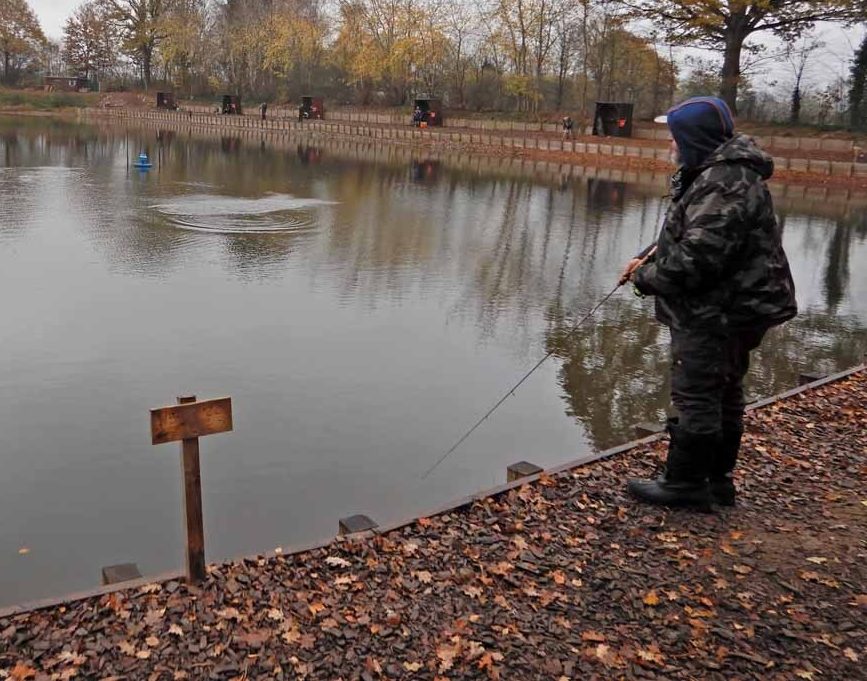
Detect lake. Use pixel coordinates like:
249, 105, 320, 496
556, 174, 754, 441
1, 115, 865, 606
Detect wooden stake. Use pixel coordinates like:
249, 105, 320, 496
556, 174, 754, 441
178, 394, 206, 583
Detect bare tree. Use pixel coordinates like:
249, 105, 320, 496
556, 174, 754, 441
784, 34, 825, 124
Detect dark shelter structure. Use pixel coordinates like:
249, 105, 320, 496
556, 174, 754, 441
221, 95, 242, 115
299, 96, 324, 120
411, 97, 443, 126
592, 102, 634, 137
156, 92, 177, 110
43, 76, 90, 92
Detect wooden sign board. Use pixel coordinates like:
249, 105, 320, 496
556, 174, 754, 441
150, 397, 233, 445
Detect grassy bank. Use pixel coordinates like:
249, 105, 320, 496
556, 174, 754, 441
0, 88, 98, 111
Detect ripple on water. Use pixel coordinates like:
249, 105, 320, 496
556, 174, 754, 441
149, 193, 335, 234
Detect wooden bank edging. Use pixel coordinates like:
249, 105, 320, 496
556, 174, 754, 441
1, 362, 863, 620
81, 108, 867, 179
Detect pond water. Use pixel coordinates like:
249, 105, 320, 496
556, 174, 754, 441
1, 116, 865, 606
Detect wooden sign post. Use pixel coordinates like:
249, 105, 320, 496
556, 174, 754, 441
150, 395, 233, 584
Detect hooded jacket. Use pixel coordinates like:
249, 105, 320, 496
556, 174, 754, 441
633, 133, 797, 331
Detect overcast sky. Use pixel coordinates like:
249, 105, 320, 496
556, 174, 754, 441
28, 0, 865, 92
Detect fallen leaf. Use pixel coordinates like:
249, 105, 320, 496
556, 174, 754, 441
403, 662, 422, 672
145, 636, 159, 647
488, 562, 513, 576
364, 657, 383, 674
8, 663, 37, 680
267, 608, 284, 621
325, 556, 350, 568
57, 651, 86, 666
581, 630, 606, 642
806, 557, 828, 565
463, 586, 483, 599
732, 565, 753, 575
551, 570, 566, 585
118, 641, 136, 656
643, 590, 660, 606
168, 624, 184, 637
282, 628, 301, 644
135, 650, 151, 660
850, 594, 867, 607
216, 607, 242, 621
436, 640, 461, 672
843, 648, 859, 662
308, 602, 326, 616
415, 570, 433, 584
637, 644, 665, 665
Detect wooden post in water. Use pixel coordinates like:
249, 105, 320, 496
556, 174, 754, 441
150, 395, 233, 584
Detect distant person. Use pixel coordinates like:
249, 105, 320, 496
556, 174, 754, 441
620, 96, 797, 511
562, 116, 574, 139
260, 102, 267, 120
412, 106, 423, 126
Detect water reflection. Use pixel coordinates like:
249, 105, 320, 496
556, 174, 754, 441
0, 115, 865, 606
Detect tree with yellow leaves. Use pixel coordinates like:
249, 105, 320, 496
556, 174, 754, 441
0, 0, 45, 85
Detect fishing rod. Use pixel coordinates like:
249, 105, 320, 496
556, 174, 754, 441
421, 213, 665, 480
421, 278, 628, 479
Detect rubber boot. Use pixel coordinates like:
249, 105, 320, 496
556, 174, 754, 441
709, 421, 743, 506
627, 422, 716, 511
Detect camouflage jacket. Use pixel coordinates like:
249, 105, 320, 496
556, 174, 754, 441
633, 134, 797, 331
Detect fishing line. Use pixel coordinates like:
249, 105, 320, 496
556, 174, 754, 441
421, 195, 670, 480
421, 281, 624, 479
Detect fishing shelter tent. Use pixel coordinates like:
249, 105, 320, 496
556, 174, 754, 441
411, 97, 443, 126
221, 95, 242, 115
592, 102, 634, 137
156, 92, 177, 109
299, 96, 325, 120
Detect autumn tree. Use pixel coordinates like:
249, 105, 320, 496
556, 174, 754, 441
626, 0, 862, 113
263, 9, 328, 94
850, 32, 867, 130
0, 0, 45, 85
158, 0, 215, 95
100, 0, 175, 88
63, 1, 117, 80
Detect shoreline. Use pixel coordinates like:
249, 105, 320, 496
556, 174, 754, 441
4, 107, 866, 190
1, 364, 863, 678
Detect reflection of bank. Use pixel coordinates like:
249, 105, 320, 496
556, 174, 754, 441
221, 136, 241, 154
410, 159, 439, 182
586, 177, 626, 213
297, 145, 323, 165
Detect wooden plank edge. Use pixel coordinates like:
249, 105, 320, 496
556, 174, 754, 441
2, 363, 862, 619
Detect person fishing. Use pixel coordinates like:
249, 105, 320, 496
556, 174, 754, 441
620, 96, 797, 510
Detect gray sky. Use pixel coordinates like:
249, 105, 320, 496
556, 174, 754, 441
30, 0, 72, 39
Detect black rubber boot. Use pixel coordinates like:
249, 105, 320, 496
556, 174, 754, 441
627, 423, 716, 511
709, 421, 743, 506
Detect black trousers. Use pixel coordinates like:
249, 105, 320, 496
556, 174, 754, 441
669, 326, 767, 434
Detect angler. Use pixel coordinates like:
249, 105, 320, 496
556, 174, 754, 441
621, 96, 797, 510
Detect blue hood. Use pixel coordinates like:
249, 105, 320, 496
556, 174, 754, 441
666, 97, 735, 169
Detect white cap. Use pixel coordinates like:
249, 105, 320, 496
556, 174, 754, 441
653, 114, 668, 124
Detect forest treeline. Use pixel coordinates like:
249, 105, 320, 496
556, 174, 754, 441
2, 0, 866, 126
